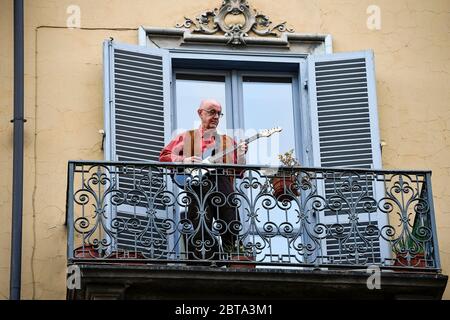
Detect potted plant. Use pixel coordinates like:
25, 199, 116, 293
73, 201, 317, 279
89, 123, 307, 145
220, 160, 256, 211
73, 243, 101, 259
393, 238, 426, 268
393, 213, 427, 268
224, 242, 256, 269
272, 149, 301, 201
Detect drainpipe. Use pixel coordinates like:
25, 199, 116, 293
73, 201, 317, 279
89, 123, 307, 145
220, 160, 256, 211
10, 0, 25, 300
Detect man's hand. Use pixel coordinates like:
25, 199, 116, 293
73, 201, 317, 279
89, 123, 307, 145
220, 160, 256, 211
237, 142, 248, 159
183, 156, 203, 163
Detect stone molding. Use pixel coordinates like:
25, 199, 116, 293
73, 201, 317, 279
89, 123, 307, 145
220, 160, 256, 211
175, 0, 294, 46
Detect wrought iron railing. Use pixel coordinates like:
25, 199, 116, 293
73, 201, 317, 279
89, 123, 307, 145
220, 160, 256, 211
66, 161, 441, 271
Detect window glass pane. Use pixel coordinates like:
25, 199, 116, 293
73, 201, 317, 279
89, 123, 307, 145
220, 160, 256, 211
241, 76, 299, 264
242, 77, 297, 165
175, 74, 227, 133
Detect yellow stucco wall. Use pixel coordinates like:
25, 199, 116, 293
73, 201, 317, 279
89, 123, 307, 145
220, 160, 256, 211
0, 0, 449, 299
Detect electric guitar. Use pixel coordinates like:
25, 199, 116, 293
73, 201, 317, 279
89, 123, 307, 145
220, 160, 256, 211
173, 127, 283, 188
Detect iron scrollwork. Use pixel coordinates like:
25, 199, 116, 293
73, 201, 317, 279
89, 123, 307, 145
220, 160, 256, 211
68, 161, 438, 271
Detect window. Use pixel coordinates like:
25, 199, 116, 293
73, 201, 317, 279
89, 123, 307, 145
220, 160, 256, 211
103, 40, 388, 263
240, 75, 297, 165
173, 70, 301, 166
172, 70, 301, 262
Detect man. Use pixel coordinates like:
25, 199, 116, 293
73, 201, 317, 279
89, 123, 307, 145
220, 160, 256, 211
159, 99, 248, 262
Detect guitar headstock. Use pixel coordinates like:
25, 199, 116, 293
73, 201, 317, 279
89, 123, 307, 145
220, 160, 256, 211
258, 127, 283, 138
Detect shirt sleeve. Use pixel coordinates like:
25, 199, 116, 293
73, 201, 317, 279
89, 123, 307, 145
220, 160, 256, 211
159, 133, 185, 163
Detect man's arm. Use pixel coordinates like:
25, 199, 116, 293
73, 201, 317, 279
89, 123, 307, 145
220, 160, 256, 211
159, 132, 203, 163
225, 137, 247, 165
236, 142, 248, 164
159, 134, 185, 163
235, 140, 248, 165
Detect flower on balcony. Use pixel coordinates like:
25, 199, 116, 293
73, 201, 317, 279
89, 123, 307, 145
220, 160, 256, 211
278, 149, 300, 167
271, 149, 302, 201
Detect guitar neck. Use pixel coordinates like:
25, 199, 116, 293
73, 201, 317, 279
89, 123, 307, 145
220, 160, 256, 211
209, 133, 259, 163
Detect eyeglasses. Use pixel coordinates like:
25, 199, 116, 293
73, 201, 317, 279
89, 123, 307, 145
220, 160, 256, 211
201, 109, 224, 118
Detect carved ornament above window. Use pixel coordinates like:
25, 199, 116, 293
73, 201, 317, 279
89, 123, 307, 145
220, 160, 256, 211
175, 0, 295, 46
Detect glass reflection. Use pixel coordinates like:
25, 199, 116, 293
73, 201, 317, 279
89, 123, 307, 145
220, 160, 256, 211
175, 74, 227, 134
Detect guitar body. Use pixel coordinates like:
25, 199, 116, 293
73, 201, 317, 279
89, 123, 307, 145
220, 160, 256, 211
173, 158, 212, 188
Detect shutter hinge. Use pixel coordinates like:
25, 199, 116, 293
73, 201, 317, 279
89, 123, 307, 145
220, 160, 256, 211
99, 129, 106, 151
303, 80, 308, 90
380, 140, 387, 153
107, 37, 114, 48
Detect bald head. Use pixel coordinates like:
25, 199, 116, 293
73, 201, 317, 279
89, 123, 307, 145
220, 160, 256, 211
198, 99, 221, 110
197, 99, 223, 130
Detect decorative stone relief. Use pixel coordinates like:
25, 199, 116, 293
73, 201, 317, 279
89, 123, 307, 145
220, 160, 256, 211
175, 0, 294, 45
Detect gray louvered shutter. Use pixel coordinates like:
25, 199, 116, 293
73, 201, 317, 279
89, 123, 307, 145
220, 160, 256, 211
103, 40, 172, 256
307, 50, 389, 265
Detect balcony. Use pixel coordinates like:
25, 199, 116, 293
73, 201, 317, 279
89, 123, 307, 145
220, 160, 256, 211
65, 161, 447, 299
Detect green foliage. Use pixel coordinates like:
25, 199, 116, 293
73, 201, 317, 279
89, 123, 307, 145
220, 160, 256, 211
224, 242, 253, 256
395, 213, 427, 254
278, 149, 300, 166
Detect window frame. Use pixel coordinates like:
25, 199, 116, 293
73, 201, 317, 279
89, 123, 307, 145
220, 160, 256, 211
169, 50, 313, 167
